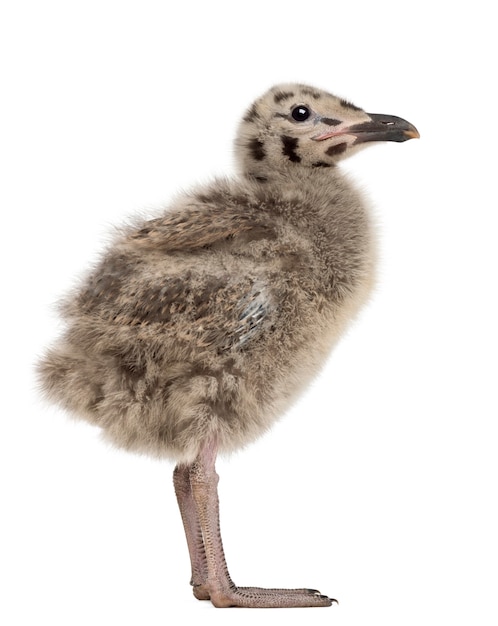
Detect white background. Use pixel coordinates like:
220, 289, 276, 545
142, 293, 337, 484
1, 1, 497, 625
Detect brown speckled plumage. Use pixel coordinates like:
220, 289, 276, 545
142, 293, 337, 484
38, 83, 418, 608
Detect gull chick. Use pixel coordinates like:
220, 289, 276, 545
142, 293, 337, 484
38, 83, 419, 608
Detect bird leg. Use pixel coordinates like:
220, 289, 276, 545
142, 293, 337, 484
174, 438, 334, 608
173, 464, 210, 599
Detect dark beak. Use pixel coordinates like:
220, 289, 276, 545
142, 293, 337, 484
348, 113, 420, 144
313, 113, 420, 143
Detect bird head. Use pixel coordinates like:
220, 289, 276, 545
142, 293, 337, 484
235, 83, 419, 181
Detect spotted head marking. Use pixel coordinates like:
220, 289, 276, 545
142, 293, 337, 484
235, 83, 419, 181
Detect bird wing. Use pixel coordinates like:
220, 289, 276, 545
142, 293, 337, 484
219, 284, 270, 351
69, 205, 277, 355
128, 203, 266, 252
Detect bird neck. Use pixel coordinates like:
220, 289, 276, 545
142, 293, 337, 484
241, 164, 353, 211
241, 161, 339, 188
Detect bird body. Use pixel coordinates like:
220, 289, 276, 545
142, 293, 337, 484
38, 84, 418, 607
40, 170, 374, 463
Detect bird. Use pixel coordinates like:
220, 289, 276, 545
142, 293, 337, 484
37, 83, 419, 608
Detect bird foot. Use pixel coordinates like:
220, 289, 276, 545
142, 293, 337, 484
200, 583, 336, 608
192, 583, 211, 600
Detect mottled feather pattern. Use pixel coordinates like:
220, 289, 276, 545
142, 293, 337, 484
35, 82, 420, 609
228, 287, 269, 349
38, 84, 379, 463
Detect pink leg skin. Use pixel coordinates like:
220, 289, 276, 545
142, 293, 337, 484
173, 439, 336, 608
173, 464, 210, 600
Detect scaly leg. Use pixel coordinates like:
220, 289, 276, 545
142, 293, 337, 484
173, 464, 210, 599
173, 463, 325, 602
184, 439, 335, 608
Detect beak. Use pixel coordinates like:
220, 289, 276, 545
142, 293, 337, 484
313, 113, 420, 143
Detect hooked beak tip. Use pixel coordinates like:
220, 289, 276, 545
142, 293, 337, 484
404, 128, 420, 140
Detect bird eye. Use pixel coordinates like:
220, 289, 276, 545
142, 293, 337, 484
291, 105, 311, 122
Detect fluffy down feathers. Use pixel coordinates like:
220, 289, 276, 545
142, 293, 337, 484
38, 86, 376, 463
